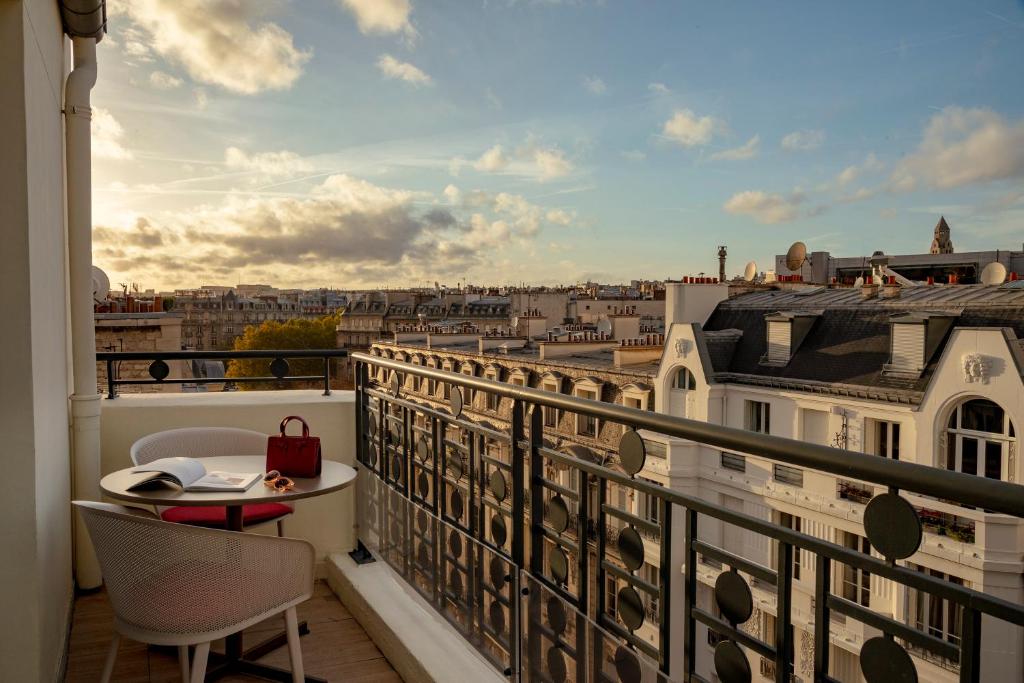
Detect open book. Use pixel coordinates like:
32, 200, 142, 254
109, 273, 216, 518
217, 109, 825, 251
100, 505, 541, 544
128, 457, 261, 492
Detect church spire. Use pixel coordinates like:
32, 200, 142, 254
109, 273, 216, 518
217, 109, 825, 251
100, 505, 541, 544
930, 216, 953, 254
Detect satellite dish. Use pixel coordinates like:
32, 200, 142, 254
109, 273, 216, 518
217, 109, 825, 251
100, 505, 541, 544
596, 318, 613, 336
91, 266, 110, 302
785, 241, 808, 272
980, 262, 1007, 286
854, 276, 864, 287
743, 261, 757, 282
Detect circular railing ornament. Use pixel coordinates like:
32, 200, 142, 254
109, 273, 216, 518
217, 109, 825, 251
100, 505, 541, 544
490, 470, 507, 502
450, 489, 465, 519
490, 556, 507, 588
367, 444, 378, 468
617, 586, 645, 631
548, 495, 569, 533
367, 419, 378, 439
613, 646, 642, 683
617, 527, 645, 572
450, 387, 463, 417
489, 600, 505, 635
449, 568, 463, 601
448, 529, 463, 557
389, 372, 401, 397
417, 471, 429, 497
618, 429, 647, 476
715, 570, 754, 624
864, 492, 922, 561
491, 514, 507, 548
416, 435, 430, 462
860, 636, 917, 683
547, 596, 567, 633
549, 547, 569, 584
269, 357, 289, 379
416, 508, 429, 533
148, 359, 170, 381
417, 542, 429, 568
391, 454, 403, 482
447, 452, 464, 480
546, 646, 567, 683
713, 640, 751, 683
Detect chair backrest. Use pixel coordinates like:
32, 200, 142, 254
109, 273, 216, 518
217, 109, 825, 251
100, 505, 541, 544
74, 501, 314, 642
130, 427, 268, 466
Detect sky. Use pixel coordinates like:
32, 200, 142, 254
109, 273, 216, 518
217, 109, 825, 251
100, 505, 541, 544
91, 0, 1024, 291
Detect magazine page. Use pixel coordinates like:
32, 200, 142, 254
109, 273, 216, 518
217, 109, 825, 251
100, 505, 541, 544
186, 471, 261, 492
129, 457, 207, 489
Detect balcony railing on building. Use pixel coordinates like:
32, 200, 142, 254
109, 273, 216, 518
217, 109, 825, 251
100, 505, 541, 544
352, 352, 1024, 683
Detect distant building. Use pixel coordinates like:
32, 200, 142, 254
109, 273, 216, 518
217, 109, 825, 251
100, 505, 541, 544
94, 312, 184, 394
775, 217, 1023, 284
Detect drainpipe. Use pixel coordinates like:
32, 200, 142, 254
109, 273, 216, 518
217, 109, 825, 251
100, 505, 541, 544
65, 35, 102, 589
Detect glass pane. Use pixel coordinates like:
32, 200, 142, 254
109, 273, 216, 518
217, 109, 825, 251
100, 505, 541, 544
961, 437, 978, 475
960, 399, 1005, 434
984, 441, 1002, 480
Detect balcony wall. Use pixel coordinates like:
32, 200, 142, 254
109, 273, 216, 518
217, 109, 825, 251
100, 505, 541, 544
99, 390, 357, 564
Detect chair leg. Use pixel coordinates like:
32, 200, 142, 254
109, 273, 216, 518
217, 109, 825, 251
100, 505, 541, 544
99, 633, 120, 683
284, 606, 305, 683
189, 642, 210, 683
277, 518, 284, 537
177, 645, 190, 683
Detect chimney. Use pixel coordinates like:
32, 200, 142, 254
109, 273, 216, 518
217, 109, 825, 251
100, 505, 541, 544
861, 282, 879, 300
664, 281, 729, 329
881, 276, 900, 299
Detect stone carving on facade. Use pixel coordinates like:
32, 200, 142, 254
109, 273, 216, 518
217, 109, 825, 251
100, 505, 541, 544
674, 338, 691, 358
799, 629, 814, 678
962, 353, 989, 384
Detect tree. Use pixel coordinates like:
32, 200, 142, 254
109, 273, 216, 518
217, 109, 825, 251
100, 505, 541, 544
226, 313, 340, 390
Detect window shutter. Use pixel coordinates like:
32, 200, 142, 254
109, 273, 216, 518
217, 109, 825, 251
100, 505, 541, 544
890, 323, 925, 371
766, 321, 791, 363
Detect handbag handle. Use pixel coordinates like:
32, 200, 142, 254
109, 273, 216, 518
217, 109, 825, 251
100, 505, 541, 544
279, 415, 310, 437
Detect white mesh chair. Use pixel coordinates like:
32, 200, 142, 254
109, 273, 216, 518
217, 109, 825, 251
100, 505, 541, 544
130, 427, 293, 534
74, 501, 314, 683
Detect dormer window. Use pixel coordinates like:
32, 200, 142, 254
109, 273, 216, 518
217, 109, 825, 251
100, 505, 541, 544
883, 312, 956, 378
761, 311, 819, 366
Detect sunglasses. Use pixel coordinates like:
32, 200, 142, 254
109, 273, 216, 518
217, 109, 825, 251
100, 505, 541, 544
263, 470, 295, 492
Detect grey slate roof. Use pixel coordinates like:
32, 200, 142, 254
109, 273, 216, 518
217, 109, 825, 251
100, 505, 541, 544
702, 285, 1024, 398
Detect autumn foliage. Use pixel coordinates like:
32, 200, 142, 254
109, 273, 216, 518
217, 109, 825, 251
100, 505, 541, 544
226, 313, 340, 390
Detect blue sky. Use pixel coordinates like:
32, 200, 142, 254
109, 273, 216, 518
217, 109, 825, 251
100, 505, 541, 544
92, 1, 1024, 290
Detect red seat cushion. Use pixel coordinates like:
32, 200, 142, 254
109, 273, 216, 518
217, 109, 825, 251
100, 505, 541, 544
161, 503, 293, 528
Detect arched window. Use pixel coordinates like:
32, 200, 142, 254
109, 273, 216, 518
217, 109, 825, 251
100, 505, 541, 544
672, 367, 697, 391
945, 399, 1016, 480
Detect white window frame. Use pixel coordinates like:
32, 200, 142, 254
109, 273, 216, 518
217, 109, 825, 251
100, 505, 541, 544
745, 400, 771, 434
574, 380, 601, 437
944, 399, 1015, 482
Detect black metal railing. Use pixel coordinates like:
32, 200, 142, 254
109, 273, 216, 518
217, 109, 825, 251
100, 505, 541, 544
96, 349, 347, 398
352, 352, 1024, 683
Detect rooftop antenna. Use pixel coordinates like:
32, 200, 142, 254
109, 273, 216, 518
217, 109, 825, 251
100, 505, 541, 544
980, 262, 1007, 286
785, 241, 811, 272
91, 266, 110, 303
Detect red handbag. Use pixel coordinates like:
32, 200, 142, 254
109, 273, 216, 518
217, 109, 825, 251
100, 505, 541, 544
266, 416, 322, 478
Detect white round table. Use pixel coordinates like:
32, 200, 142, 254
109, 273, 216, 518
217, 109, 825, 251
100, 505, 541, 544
99, 455, 356, 682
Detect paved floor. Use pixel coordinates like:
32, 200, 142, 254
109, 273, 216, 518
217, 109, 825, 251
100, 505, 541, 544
65, 580, 403, 682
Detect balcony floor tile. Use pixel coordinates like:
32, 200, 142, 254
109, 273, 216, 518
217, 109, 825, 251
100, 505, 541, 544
66, 580, 403, 682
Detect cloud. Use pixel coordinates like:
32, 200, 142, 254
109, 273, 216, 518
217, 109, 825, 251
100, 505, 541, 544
723, 189, 807, 224
545, 208, 576, 225
662, 109, 719, 147
888, 107, 1024, 191
532, 147, 574, 181
376, 54, 432, 86
583, 76, 607, 94
92, 107, 133, 160
835, 152, 883, 188
781, 129, 825, 151
473, 145, 509, 172
443, 184, 461, 205
621, 149, 646, 162
148, 70, 182, 89
224, 147, 314, 177
648, 82, 670, 95
193, 88, 209, 109
710, 134, 760, 161
338, 0, 416, 40
122, 0, 311, 95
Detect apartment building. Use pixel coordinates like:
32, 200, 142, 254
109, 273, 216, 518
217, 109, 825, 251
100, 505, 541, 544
643, 281, 1024, 682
